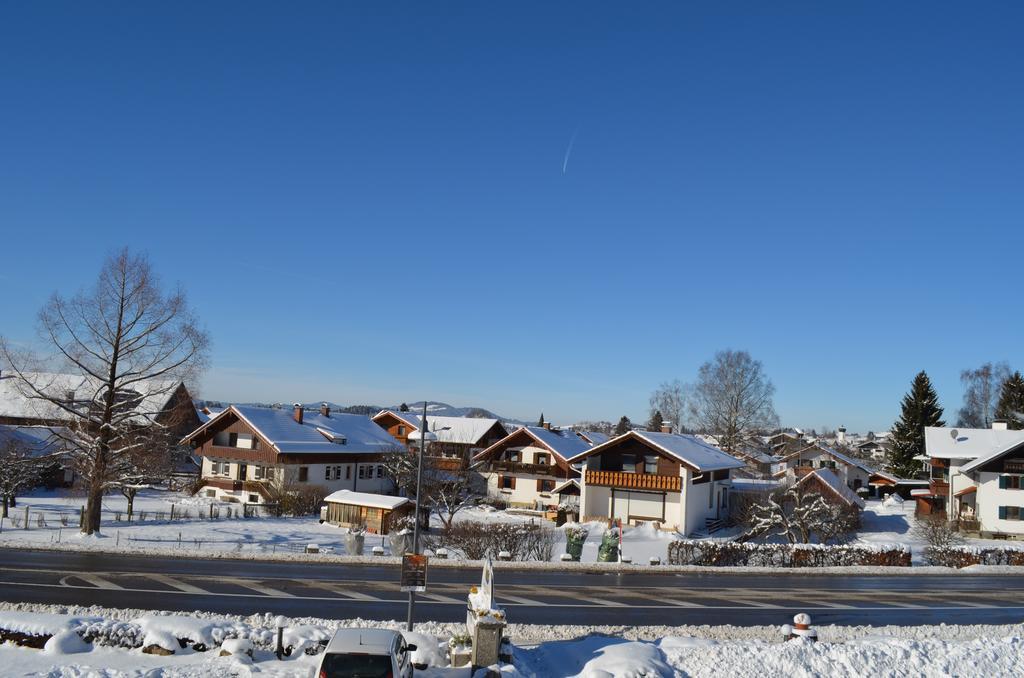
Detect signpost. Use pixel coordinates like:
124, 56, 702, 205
401, 553, 429, 593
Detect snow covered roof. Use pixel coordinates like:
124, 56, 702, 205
730, 478, 781, 494
780, 444, 874, 474
960, 435, 1024, 474
323, 490, 409, 510
471, 425, 594, 463
0, 425, 67, 457
567, 430, 745, 473
0, 371, 183, 423
796, 468, 865, 508
924, 426, 1024, 460
577, 431, 611, 445
551, 478, 579, 494
184, 406, 403, 455
374, 410, 504, 445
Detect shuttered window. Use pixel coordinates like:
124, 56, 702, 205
1000, 506, 1022, 520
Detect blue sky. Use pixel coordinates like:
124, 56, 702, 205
2, 2, 1023, 432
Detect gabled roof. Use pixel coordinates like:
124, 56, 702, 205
960, 436, 1024, 474
551, 478, 580, 494
567, 430, 745, 473
0, 371, 184, 423
926, 426, 1024, 462
779, 444, 874, 474
182, 405, 402, 455
472, 425, 593, 463
373, 410, 505, 446
796, 468, 865, 508
577, 430, 611, 445
323, 489, 409, 510
0, 425, 68, 458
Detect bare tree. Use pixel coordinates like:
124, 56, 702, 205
687, 350, 778, 453
381, 446, 475, 530
0, 438, 44, 518
739, 482, 859, 545
649, 379, 688, 432
958, 362, 1012, 428
0, 249, 209, 534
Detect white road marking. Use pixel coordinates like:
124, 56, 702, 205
143, 573, 208, 594
727, 598, 782, 609
578, 595, 627, 607
305, 581, 382, 601
235, 580, 295, 598
77, 574, 124, 590
497, 594, 546, 606
421, 592, 464, 604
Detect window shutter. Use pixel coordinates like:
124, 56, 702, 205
1000, 506, 1007, 520
510, 476, 517, 490
1000, 476, 1008, 489
537, 479, 543, 491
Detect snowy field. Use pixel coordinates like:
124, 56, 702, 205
0, 603, 1022, 677
1, 489, 1019, 570
0, 488, 679, 563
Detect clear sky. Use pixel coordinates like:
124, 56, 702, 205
2, 2, 1023, 432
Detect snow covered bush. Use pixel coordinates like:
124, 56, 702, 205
923, 544, 1024, 567
913, 515, 965, 549
667, 540, 911, 567
441, 521, 558, 561
739, 483, 860, 545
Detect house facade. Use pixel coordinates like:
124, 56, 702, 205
570, 429, 745, 535
773, 444, 873, 493
373, 410, 508, 471
182, 404, 398, 504
471, 424, 593, 508
918, 423, 1024, 537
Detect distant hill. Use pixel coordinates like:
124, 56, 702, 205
194, 399, 528, 426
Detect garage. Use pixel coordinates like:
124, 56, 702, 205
611, 489, 666, 523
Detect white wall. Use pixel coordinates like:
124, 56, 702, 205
200, 457, 392, 503
977, 472, 1024, 535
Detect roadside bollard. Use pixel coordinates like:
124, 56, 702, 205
435, 548, 448, 560
649, 556, 661, 566
275, 615, 290, 659
497, 550, 511, 561
372, 546, 385, 556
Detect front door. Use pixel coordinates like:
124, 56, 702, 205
237, 463, 247, 481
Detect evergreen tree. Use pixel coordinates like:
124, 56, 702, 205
887, 371, 945, 478
399, 403, 409, 412
995, 371, 1024, 430
538, 412, 545, 426
648, 410, 664, 432
614, 416, 632, 435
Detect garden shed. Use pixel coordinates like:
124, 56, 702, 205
321, 490, 411, 534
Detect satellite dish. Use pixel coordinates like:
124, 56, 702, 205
950, 429, 959, 441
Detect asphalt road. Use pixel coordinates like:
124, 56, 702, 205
2, 549, 1024, 627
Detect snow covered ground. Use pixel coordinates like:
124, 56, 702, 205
855, 496, 998, 562
1, 603, 1022, 677
0, 489, 679, 563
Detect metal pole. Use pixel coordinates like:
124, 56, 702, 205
406, 402, 428, 632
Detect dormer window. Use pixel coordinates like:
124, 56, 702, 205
316, 427, 347, 444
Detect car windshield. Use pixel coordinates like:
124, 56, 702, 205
320, 652, 392, 678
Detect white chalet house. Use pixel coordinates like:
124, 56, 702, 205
570, 429, 745, 535
470, 425, 593, 509
182, 404, 399, 504
919, 423, 1024, 537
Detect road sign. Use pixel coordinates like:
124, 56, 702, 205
400, 553, 428, 592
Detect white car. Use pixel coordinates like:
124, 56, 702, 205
316, 628, 416, 678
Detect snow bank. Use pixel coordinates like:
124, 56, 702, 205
42, 629, 91, 656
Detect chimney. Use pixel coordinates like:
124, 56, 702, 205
660, 424, 672, 434
293, 403, 303, 425
542, 421, 551, 430
320, 402, 330, 418
993, 420, 1008, 431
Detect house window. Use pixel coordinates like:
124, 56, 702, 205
999, 475, 1024, 490
376, 465, 384, 478
325, 466, 332, 481
398, 425, 406, 435
930, 465, 949, 482
507, 451, 521, 463
248, 494, 259, 503
345, 465, 352, 480
254, 466, 265, 480
206, 489, 216, 498
819, 460, 836, 470
644, 455, 659, 474
499, 475, 515, 490
535, 453, 549, 466
537, 479, 555, 493
999, 506, 1023, 521
298, 467, 309, 482
228, 432, 238, 447
358, 465, 367, 479
622, 454, 636, 473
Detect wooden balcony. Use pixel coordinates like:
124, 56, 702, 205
585, 470, 681, 491
489, 460, 557, 476
203, 477, 274, 499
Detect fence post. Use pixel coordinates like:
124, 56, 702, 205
209, 504, 214, 520
24, 505, 29, 530
79, 506, 84, 529
169, 504, 175, 521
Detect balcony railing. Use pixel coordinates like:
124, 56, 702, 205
489, 460, 557, 476
203, 477, 274, 499
585, 470, 681, 491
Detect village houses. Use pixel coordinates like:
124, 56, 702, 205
772, 443, 873, 493
182, 403, 398, 504
372, 409, 508, 470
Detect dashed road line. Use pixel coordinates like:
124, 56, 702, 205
77, 574, 124, 590
497, 594, 546, 606
234, 580, 295, 598
303, 581, 383, 601
143, 573, 208, 594
421, 592, 464, 604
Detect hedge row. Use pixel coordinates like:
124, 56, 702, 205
667, 540, 912, 567
923, 545, 1024, 568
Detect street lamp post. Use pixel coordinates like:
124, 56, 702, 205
405, 402, 436, 632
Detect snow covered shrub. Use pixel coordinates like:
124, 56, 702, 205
443, 521, 556, 560
913, 515, 964, 549
667, 540, 911, 567
443, 521, 490, 560
923, 544, 1024, 567
275, 483, 329, 516
564, 525, 588, 561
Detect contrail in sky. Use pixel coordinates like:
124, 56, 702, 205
562, 128, 578, 174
